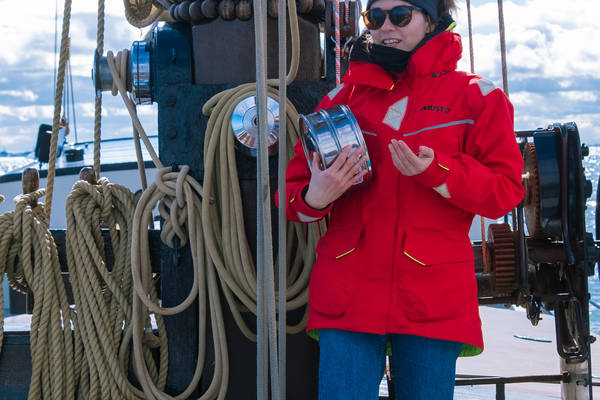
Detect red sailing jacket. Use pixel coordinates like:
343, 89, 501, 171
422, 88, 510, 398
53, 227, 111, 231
283, 30, 524, 355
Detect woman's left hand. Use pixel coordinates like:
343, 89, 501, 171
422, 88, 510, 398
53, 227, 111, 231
388, 139, 434, 176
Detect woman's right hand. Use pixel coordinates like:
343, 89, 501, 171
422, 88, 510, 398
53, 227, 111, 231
303, 146, 368, 209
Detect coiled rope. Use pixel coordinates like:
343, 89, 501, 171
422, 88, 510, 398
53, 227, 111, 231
65, 177, 168, 399
104, 0, 324, 396
200, 84, 317, 341
0, 186, 79, 400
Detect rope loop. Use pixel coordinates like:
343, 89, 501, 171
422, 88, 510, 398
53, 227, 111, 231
0, 186, 79, 399
66, 175, 167, 399
154, 165, 203, 249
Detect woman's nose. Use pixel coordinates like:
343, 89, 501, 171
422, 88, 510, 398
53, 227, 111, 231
379, 14, 395, 30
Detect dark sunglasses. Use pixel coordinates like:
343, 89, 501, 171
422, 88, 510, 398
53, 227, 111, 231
361, 5, 422, 30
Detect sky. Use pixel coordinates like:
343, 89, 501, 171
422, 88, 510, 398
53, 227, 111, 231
0, 0, 599, 153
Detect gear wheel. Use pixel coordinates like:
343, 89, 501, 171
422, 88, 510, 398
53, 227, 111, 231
487, 223, 519, 295
523, 143, 543, 237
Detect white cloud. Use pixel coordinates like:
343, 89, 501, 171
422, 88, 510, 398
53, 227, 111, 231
0, 105, 54, 122
455, 0, 600, 79
1, 0, 600, 152
453, 0, 600, 143
0, 90, 39, 102
560, 91, 598, 103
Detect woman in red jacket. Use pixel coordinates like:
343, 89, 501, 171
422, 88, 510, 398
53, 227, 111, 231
284, 0, 524, 398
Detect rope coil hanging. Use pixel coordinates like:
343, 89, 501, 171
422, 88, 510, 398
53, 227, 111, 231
104, 0, 325, 395
65, 176, 168, 399
107, 47, 230, 400
0, 182, 79, 400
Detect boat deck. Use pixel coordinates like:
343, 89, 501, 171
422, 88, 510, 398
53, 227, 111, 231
6, 305, 598, 399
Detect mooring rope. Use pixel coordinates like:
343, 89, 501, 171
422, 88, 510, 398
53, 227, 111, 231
0, 187, 79, 400
65, 177, 168, 399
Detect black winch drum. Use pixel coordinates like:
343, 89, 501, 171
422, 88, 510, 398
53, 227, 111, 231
299, 105, 373, 187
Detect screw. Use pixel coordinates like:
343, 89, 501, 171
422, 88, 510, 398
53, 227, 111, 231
582, 143, 590, 157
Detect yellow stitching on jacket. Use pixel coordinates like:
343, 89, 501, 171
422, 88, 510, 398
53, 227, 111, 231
290, 196, 296, 203
404, 251, 426, 266
336, 248, 356, 259
437, 163, 450, 171
389, 84, 394, 91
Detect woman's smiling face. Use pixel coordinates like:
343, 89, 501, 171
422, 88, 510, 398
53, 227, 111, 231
368, 0, 433, 52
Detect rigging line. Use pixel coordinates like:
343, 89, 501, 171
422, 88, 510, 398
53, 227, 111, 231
497, 0, 513, 227
66, 60, 70, 123
466, 0, 474, 74
94, 0, 106, 179
53, 0, 58, 97
68, 59, 78, 142
497, 0, 509, 97
277, 0, 287, 397
253, 0, 275, 396
334, 0, 341, 85
466, 0, 489, 272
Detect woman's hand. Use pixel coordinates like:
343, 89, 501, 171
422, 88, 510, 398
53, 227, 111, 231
388, 139, 434, 176
304, 146, 368, 209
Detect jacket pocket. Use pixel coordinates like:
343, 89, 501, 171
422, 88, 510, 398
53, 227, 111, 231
398, 228, 476, 323
308, 227, 363, 317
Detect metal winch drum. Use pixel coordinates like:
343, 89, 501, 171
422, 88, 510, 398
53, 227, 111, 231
299, 105, 373, 187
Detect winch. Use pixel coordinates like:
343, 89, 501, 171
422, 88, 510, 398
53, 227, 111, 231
470, 122, 600, 397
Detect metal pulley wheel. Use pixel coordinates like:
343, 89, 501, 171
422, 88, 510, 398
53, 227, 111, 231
231, 95, 279, 157
299, 105, 372, 188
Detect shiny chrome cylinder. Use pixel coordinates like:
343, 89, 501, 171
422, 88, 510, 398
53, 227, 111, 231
299, 105, 372, 187
131, 40, 153, 105
231, 95, 279, 157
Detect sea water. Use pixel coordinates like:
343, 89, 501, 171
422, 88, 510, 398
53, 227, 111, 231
584, 146, 600, 334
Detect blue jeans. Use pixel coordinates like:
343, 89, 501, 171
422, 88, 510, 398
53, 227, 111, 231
318, 329, 462, 400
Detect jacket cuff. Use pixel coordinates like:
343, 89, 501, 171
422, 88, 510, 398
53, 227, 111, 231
290, 185, 333, 222
414, 152, 451, 188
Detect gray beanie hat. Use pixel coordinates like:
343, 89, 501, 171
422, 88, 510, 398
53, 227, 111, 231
365, 0, 439, 21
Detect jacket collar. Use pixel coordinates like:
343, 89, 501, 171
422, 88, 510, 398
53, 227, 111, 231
343, 30, 463, 89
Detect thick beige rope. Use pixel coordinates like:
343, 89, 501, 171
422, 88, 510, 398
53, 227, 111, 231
46, 0, 73, 223
65, 178, 168, 399
93, 0, 105, 179
0, 190, 80, 400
